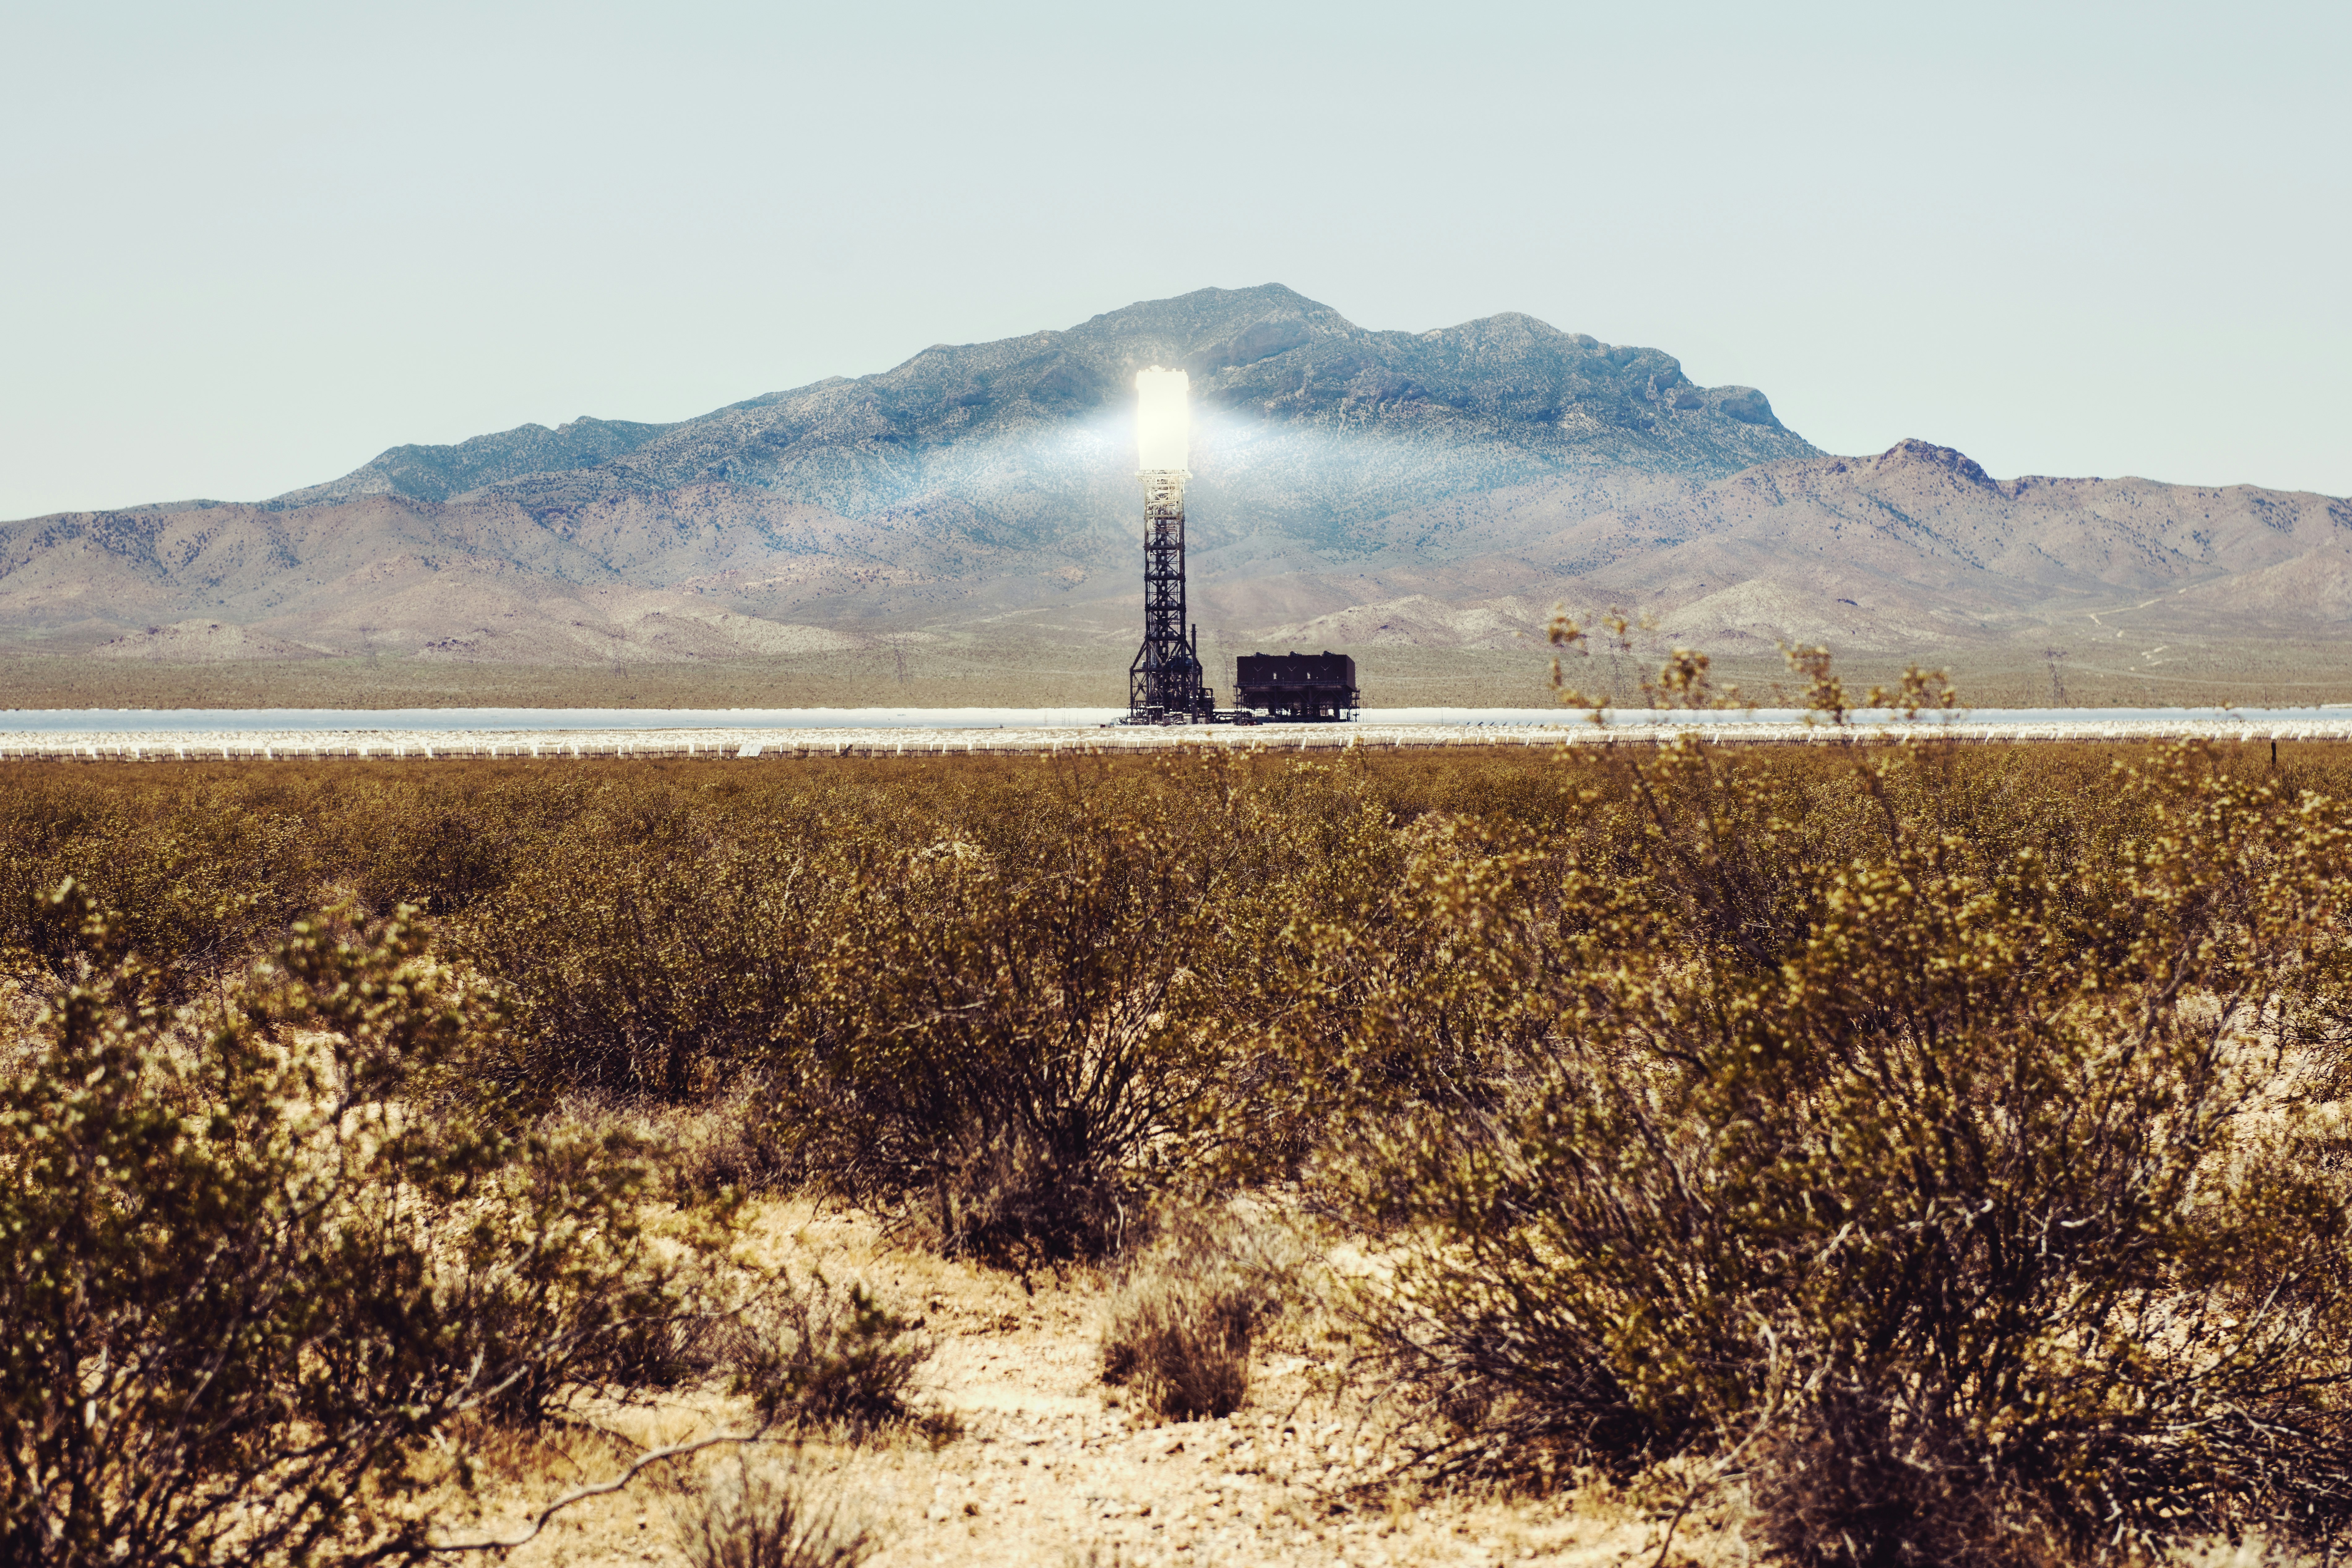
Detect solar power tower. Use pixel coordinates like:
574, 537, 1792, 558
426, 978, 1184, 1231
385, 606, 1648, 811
1127, 368, 1215, 723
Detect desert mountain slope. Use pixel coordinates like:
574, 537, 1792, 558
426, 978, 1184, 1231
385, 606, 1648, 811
1237, 439, 2352, 655
265, 284, 1817, 547
4, 288, 2346, 678
0, 487, 940, 665
11, 435, 2346, 673
4, 286, 1826, 661
269, 417, 678, 509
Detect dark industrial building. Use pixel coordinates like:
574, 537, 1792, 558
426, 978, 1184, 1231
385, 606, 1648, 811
1234, 651, 1359, 721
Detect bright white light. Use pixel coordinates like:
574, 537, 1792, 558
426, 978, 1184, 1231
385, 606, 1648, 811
1136, 367, 1189, 471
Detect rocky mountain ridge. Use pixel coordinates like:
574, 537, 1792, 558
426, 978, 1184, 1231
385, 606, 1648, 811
249, 284, 1815, 544
1257, 439, 2352, 657
12, 437, 2346, 675
3, 287, 2346, 679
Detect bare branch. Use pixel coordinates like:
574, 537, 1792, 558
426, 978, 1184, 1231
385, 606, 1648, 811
422, 1428, 773, 1554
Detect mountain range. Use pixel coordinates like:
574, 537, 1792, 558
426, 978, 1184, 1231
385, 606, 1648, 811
4, 283, 2346, 690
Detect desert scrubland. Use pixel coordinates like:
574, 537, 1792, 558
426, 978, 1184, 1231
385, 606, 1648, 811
9, 703, 2352, 1566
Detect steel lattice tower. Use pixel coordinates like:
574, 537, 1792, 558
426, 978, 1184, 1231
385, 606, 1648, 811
1127, 469, 1212, 721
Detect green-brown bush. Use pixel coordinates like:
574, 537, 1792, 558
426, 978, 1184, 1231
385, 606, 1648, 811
0, 891, 740, 1567
1317, 731, 2352, 1564
779, 820, 1225, 1263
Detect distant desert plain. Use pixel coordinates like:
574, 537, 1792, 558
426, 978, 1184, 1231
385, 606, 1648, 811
7, 283, 2349, 711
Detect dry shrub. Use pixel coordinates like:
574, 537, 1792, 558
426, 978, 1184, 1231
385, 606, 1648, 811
547, 1082, 805, 1206
0, 754, 1403, 1262
782, 821, 1222, 1266
1333, 717, 2352, 1563
718, 1268, 943, 1441
0, 893, 742, 1567
457, 818, 832, 1105
671, 1454, 876, 1568
1100, 1207, 1300, 1422
1101, 1272, 1253, 1423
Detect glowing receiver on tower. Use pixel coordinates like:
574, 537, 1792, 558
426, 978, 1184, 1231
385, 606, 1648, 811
1126, 368, 1211, 722
1135, 366, 1190, 473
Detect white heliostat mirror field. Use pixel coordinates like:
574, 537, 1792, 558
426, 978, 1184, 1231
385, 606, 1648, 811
1135, 367, 1189, 471
10, 708, 2352, 762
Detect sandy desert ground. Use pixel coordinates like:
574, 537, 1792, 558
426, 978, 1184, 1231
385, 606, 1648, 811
427, 1198, 1737, 1568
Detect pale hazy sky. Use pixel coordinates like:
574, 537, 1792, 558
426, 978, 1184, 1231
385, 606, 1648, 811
3, 0, 2345, 520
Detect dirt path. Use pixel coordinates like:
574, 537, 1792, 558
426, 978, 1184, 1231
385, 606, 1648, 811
450, 1200, 1710, 1568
